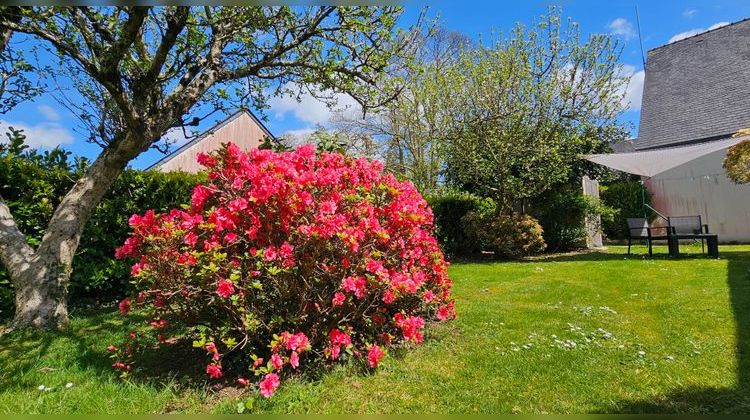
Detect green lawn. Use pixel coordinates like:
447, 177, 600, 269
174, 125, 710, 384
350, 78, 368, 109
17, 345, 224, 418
2, 244, 749, 413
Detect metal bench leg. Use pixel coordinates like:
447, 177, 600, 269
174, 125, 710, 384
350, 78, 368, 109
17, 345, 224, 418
628, 237, 632, 255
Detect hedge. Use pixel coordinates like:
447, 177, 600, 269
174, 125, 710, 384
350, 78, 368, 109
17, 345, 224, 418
425, 190, 496, 257
600, 179, 653, 240
0, 147, 200, 319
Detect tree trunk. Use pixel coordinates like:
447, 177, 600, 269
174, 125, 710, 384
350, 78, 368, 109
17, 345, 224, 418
1, 130, 152, 329
11, 256, 69, 329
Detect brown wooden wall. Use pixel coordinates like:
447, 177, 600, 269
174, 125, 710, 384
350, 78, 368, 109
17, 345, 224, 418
156, 112, 268, 173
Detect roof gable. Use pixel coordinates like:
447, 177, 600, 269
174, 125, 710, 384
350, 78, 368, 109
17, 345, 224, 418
149, 110, 273, 171
635, 18, 750, 150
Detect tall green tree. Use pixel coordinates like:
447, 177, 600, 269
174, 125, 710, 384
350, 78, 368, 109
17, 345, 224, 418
442, 13, 628, 210
0, 6, 413, 329
333, 27, 469, 193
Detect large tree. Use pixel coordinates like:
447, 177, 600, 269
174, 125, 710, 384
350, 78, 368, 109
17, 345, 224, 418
442, 13, 628, 210
0, 6, 412, 329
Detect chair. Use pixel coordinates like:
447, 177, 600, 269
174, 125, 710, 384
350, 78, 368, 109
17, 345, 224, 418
667, 216, 710, 253
626, 218, 675, 256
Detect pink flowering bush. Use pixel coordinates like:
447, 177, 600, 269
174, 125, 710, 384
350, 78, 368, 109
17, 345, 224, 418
111, 143, 455, 398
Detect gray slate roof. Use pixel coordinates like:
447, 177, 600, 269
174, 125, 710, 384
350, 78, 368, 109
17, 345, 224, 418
635, 18, 750, 150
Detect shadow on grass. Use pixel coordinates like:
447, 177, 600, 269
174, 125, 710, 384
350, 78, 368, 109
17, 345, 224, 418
0, 308, 209, 393
602, 249, 750, 413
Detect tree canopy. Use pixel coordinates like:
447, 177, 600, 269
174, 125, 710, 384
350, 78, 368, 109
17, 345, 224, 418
0, 6, 413, 329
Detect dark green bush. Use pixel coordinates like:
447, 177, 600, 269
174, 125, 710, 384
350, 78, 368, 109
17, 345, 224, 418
425, 190, 496, 256
0, 137, 200, 318
461, 211, 546, 258
531, 187, 615, 252
600, 179, 652, 240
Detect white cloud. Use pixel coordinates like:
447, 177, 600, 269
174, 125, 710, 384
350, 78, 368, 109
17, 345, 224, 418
608, 18, 637, 40
668, 21, 730, 43
618, 64, 645, 112
268, 83, 362, 126
682, 9, 698, 19
278, 127, 316, 147
0, 120, 74, 149
37, 105, 61, 122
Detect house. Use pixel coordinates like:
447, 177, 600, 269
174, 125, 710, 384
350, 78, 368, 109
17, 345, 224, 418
589, 18, 750, 242
636, 19, 750, 242
149, 110, 274, 173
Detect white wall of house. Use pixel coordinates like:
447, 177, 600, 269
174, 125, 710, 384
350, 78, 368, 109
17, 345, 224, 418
645, 149, 750, 243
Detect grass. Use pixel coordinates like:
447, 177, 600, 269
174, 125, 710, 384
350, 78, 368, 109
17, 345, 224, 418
1, 244, 749, 413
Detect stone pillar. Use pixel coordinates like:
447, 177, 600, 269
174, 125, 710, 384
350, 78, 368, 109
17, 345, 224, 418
582, 176, 604, 248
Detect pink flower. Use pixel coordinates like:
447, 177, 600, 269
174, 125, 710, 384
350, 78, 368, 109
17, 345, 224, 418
237, 377, 250, 387
118, 297, 131, 315
279, 242, 294, 259
252, 358, 264, 369
332, 292, 346, 307
224, 232, 238, 243
319, 200, 337, 215
196, 152, 217, 167
341, 276, 366, 299
436, 303, 454, 321
206, 363, 223, 378
206, 342, 221, 360
365, 259, 385, 275
228, 197, 248, 212
271, 353, 283, 371
394, 313, 425, 343
191, 185, 213, 211
259, 373, 280, 398
382, 290, 396, 304
264, 246, 278, 261
367, 344, 385, 368
106, 345, 117, 352
184, 232, 198, 246
329, 328, 352, 347
286, 332, 310, 352
290, 351, 300, 369
216, 280, 235, 298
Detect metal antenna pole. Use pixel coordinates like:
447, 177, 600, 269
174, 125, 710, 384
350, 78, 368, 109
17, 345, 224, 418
636, 6, 647, 70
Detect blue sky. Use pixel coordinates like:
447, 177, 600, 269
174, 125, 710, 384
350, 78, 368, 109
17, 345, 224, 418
4, 1, 750, 169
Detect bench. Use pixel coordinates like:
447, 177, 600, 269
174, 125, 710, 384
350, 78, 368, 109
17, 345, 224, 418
625, 216, 719, 258
626, 218, 678, 257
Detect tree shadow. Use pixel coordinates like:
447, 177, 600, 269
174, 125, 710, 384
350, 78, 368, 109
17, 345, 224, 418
0, 308, 210, 394
600, 249, 750, 413
532, 247, 744, 263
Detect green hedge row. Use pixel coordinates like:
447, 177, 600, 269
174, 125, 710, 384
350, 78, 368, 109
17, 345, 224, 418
600, 179, 653, 239
0, 147, 200, 319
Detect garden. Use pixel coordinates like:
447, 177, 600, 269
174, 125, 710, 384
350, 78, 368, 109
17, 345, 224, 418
1, 5, 750, 415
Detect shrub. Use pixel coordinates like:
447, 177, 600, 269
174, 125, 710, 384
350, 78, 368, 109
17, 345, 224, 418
112, 144, 455, 398
0, 141, 199, 318
461, 211, 546, 258
600, 179, 652, 240
531, 188, 615, 252
425, 190, 496, 256
724, 137, 750, 184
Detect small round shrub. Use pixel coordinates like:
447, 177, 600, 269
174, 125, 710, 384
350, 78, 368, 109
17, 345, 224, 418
112, 143, 455, 397
724, 139, 750, 184
461, 211, 546, 258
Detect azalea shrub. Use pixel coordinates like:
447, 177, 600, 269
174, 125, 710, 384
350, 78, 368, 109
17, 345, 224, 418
111, 143, 455, 398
